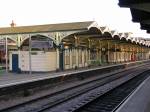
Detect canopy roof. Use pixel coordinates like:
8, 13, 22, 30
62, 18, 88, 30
0, 21, 94, 35
0, 21, 149, 47
119, 0, 150, 33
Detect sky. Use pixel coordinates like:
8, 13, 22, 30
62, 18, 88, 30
0, 0, 150, 38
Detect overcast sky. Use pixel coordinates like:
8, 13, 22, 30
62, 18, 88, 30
0, 0, 150, 38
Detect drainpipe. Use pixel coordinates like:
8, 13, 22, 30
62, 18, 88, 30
107, 41, 110, 64
5, 37, 8, 73
29, 34, 32, 74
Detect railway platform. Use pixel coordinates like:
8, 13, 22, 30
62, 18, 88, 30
0, 61, 146, 89
0, 63, 124, 88
116, 72, 150, 112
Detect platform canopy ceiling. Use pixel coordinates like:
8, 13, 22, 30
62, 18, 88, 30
118, 0, 150, 33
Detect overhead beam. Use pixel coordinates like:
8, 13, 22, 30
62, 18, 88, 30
130, 8, 150, 22
118, 0, 150, 7
140, 23, 150, 30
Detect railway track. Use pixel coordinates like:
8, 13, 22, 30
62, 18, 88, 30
0, 64, 149, 112
72, 70, 150, 112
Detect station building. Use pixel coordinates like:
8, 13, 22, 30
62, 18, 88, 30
0, 21, 149, 72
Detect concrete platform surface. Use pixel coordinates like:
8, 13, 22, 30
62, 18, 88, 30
116, 75, 150, 112
0, 61, 148, 89
0, 63, 126, 88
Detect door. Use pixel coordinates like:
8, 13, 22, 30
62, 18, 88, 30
59, 50, 64, 70
12, 54, 19, 72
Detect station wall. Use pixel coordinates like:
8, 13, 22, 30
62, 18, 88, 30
9, 51, 57, 72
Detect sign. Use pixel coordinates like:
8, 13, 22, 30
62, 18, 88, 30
31, 40, 53, 49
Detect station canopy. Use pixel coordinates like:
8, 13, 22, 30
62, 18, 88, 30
0, 21, 149, 46
0, 21, 95, 35
118, 0, 150, 33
